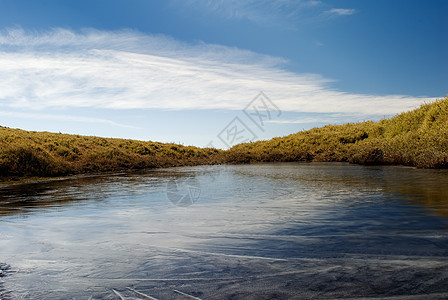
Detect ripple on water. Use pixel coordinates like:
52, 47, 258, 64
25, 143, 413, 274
0, 163, 447, 299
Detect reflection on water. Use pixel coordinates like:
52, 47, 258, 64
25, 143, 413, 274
0, 163, 447, 299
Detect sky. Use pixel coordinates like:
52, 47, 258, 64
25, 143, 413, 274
0, 0, 446, 148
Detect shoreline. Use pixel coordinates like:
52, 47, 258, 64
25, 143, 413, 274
1, 97, 447, 182
0, 161, 426, 186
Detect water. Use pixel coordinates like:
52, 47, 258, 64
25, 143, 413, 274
0, 162, 447, 299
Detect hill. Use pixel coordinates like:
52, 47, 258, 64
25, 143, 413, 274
0, 128, 222, 180
226, 96, 448, 168
1, 97, 447, 181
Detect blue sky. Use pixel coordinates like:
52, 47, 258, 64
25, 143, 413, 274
0, 0, 446, 148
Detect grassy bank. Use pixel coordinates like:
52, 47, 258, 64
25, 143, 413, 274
0, 128, 222, 181
1, 97, 447, 181
226, 96, 448, 168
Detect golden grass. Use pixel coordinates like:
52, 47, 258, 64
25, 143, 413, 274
0, 128, 223, 180
226, 97, 448, 168
1, 97, 447, 181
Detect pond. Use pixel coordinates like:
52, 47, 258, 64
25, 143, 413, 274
1, 162, 447, 299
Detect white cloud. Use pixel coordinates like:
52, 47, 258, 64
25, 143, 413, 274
174, 0, 326, 28
266, 113, 379, 125
267, 117, 341, 124
175, 1, 353, 30
0, 110, 139, 129
326, 8, 356, 16
0, 28, 436, 119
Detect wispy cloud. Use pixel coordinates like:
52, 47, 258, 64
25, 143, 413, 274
266, 112, 378, 125
0, 110, 139, 129
173, 1, 355, 29
326, 8, 356, 16
267, 117, 342, 125
173, 0, 327, 28
0, 28, 435, 119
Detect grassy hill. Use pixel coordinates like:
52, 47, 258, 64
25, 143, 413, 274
0, 128, 222, 180
226, 96, 448, 168
1, 96, 447, 181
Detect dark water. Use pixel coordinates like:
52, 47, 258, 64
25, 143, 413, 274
0, 163, 447, 299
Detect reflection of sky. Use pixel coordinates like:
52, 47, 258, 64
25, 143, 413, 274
1, 163, 448, 298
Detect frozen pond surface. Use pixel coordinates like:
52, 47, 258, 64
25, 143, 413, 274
0, 162, 447, 299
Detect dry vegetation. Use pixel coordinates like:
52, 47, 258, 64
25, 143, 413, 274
0, 129, 222, 180
1, 97, 447, 181
226, 97, 448, 168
